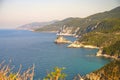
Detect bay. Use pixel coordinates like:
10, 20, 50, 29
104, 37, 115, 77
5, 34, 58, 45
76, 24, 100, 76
0, 30, 110, 80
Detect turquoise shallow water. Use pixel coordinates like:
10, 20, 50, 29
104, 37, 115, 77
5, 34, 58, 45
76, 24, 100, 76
0, 30, 110, 80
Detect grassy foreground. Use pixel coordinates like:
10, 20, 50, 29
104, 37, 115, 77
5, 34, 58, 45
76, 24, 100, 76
0, 61, 34, 80
0, 60, 120, 80
0, 61, 66, 80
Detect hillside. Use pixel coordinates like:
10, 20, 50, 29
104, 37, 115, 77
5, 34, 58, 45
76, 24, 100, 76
35, 17, 82, 33
35, 6, 120, 36
77, 18, 120, 46
17, 20, 58, 31
85, 60, 120, 80
103, 41, 120, 58
75, 18, 120, 58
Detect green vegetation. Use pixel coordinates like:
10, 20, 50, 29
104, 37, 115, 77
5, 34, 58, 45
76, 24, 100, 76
92, 60, 120, 80
103, 41, 120, 57
44, 67, 66, 80
0, 61, 34, 80
35, 17, 82, 32
77, 18, 120, 57
78, 31, 120, 47
92, 18, 120, 33
35, 6, 120, 36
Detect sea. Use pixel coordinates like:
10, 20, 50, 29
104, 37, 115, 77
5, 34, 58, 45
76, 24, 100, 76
0, 29, 110, 80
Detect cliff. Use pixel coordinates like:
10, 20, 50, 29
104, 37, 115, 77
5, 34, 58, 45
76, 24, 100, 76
57, 25, 80, 37
54, 36, 72, 44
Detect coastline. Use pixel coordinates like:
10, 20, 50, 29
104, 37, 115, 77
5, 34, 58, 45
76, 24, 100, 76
96, 49, 118, 60
17, 29, 119, 60
67, 41, 119, 60
56, 33, 74, 37
16, 28, 57, 33
34, 31, 57, 33
67, 41, 99, 49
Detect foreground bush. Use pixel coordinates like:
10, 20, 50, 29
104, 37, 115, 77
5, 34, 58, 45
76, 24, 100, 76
44, 67, 67, 80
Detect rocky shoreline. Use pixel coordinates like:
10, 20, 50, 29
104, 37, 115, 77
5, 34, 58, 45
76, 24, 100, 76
56, 33, 74, 36
54, 36, 72, 44
68, 41, 119, 60
67, 41, 98, 49
54, 35, 120, 80
96, 48, 118, 60
54, 36, 119, 60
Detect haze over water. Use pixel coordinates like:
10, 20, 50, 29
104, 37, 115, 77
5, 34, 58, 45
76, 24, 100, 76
0, 30, 110, 80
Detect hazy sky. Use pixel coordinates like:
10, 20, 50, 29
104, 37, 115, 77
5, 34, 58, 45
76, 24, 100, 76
0, 0, 120, 29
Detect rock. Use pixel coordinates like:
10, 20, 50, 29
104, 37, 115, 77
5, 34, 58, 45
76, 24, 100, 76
85, 72, 101, 80
96, 49, 103, 56
68, 41, 98, 49
67, 43, 83, 48
73, 74, 84, 80
54, 36, 72, 44
83, 45, 98, 49
96, 48, 118, 59
68, 41, 83, 48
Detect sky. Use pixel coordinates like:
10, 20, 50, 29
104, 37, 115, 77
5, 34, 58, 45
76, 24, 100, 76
0, 0, 120, 29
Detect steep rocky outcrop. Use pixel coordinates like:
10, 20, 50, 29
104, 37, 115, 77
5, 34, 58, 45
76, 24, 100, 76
54, 36, 72, 44
57, 25, 80, 37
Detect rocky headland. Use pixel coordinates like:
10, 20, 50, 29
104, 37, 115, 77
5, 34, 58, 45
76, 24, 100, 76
54, 36, 72, 44
68, 41, 98, 49
96, 48, 119, 60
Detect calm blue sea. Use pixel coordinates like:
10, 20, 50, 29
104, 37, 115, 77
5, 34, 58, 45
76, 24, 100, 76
0, 30, 110, 80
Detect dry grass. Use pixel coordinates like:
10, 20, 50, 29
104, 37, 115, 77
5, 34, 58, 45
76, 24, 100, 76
0, 61, 34, 80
